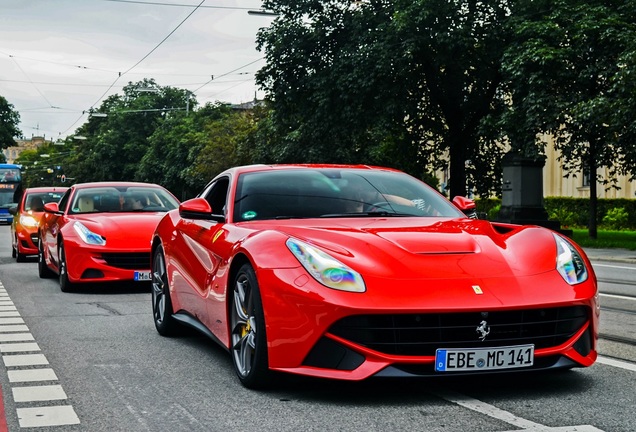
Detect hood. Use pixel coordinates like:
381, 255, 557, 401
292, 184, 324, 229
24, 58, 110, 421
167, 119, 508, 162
73, 212, 165, 249
247, 217, 559, 279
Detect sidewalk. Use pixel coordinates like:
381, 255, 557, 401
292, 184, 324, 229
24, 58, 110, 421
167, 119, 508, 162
583, 247, 636, 264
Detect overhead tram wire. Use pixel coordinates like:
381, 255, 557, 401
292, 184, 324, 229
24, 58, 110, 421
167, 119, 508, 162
0, 49, 113, 74
5, 52, 59, 110
60, 0, 206, 136
101, 0, 254, 10
192, 57, 265, 94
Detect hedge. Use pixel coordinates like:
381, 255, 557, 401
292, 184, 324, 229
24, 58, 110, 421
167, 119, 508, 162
474, 197, 636, 230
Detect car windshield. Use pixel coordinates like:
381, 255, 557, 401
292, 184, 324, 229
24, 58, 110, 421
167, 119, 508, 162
25, 191, 65, 212
70, 186, 179, 214
233, 168, 464, 222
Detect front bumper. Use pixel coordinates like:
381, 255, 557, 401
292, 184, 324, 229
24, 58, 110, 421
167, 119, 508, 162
257, 267, 599, 381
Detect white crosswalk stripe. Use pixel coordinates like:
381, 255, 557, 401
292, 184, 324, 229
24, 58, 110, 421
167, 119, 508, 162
0, 283, 80, 428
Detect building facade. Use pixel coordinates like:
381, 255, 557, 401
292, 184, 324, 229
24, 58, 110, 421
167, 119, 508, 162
543, 137, 636, 199
3, 136, 49, 164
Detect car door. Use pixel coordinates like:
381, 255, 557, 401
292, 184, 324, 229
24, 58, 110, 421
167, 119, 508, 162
173, 177, 230, 330
42, 188, 72, 271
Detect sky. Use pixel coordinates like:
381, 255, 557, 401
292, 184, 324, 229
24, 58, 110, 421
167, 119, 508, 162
0, 0, 276, 141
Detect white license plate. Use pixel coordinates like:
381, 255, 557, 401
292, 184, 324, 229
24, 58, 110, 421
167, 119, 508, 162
435, 344, 534, 372
134, 271, 151, 281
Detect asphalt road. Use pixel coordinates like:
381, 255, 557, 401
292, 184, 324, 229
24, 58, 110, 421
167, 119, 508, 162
0, 226, 634, 432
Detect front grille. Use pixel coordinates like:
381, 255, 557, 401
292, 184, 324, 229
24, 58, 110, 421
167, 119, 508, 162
101, 253, 150, 270
328, 306, 588, 356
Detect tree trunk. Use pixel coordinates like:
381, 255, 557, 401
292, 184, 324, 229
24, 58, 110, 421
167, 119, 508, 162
448, 134, 467, 199
588, 150, 598, 239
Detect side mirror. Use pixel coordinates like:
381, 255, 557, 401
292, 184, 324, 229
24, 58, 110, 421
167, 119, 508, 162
452, 196, 478, 219
8, 206, 18, 215
43, 202, 60, 214
179, 198, 223, 222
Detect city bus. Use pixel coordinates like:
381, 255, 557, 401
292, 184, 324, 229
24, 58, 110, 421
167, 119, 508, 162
0, 164, 23, 224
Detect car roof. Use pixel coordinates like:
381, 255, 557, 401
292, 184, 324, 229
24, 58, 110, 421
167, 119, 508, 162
220, 164, 403, 177
70, 181, 164, 190
24, 186, 69, 193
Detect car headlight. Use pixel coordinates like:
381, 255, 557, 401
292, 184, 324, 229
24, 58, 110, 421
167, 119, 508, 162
73, 221, 106, 246
286, 238, 366, 292
19, 215, 38, 228
554, 233, 587, 285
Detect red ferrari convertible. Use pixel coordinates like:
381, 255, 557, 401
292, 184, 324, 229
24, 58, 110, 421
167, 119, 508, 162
39, 182, 179, 292
10, 186, 67, 262
150, 164, 598, 389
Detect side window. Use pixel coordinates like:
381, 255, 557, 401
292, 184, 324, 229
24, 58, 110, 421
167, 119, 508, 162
203, 177, 230, 218
57, 190, 72, 213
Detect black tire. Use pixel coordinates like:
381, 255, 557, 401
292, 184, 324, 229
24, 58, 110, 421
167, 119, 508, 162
11, 242, 16, 258
38, 238, 55, 278
151, 245, 179, 336
230, 263, 271, 389
16, 249, 26, 262
58, 242, 74, 293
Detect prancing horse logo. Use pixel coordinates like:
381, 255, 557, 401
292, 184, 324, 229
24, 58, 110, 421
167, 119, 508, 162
476, 320, 490, 341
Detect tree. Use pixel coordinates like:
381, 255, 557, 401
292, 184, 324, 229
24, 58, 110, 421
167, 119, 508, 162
68, 79, 194, 183
502, 0, 636, 238
256, 0, 514, 197
15, 142, 66, 188
0, 95, 22, 149
138, 102, 235, 199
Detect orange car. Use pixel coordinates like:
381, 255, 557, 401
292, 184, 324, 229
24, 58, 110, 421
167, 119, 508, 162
10, 187, 68, 262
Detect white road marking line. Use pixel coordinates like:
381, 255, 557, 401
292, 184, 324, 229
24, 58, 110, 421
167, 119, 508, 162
599, 293, 636, 301
593, 263, 636, 270
0, 325, 29, 333
17, 406, 80, 428
436, 390, 605, 431
0, 280, 82, 427
501, 426, 604, 431
8, 368, 58, 383
0, 333, 34, 342
0, 317, 24, 325
0, 311, 20, 317
0, 342, 40, 353
2, 353, 49, 367
596, 355, 636, 372
13, 384, 68, 403
436, 389, 544, 429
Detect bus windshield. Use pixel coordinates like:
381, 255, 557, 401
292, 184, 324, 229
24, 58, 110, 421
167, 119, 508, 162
0, 165, 23, 213
0, 167, 21, 183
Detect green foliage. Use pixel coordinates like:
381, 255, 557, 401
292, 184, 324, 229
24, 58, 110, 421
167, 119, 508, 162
475, 198, 502, 220
501, 0, 636, 236
476, 197, 636, 230
15, 143, 67, 188
256, 0, 513, 198
0, 95, 22, 147
488, 204, 501, 221
544, 197, 636, 229
572, 229, 636, 250
548, 207, 577, 228
602, 207, 629, 230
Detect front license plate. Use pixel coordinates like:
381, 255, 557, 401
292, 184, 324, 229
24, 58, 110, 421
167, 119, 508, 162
435, 344, 534, 372
134, 271, 151, 281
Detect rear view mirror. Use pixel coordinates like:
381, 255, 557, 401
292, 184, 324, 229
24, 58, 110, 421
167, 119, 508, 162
452, 196, 478, 219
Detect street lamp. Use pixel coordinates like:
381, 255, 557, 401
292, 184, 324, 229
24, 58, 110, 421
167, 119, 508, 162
248, 9, 279, 16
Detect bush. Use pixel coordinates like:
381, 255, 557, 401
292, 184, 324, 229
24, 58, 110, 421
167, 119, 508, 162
487, 204, 501, 221
548, 207, 577, 228
602, 207, 629, 230
474, 197, 636, 229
